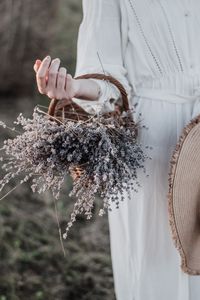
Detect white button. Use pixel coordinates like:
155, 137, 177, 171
184, 10, 190, 17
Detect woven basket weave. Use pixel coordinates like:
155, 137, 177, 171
47, 73, 137, 180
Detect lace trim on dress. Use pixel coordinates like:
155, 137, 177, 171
128, 0, 163, 76
157, 1, 184, 73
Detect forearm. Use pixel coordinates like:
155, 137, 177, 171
74, 79, 101, 101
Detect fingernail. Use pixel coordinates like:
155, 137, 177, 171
46, 56, 51, 60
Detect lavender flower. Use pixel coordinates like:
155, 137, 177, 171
0, 106, 152, 239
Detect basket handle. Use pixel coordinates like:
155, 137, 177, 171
48, 73, 130, 116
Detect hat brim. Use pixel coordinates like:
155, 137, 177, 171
168, 114, 200, 275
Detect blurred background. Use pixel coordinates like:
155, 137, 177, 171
0, 1, 115, 299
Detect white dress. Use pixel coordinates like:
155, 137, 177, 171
73, 1, 200, 299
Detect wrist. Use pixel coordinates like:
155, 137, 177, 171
73, 78, 102, 101
73, 79, 82, 98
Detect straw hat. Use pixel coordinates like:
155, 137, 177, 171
168, 114, 200, 275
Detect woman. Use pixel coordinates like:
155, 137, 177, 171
33, 0, 200, 299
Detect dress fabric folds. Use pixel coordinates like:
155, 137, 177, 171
73, 0, 200, 299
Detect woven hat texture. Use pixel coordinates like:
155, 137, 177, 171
168, 114, 200, 275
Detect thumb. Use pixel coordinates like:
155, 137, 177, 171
33, 59, 42, 73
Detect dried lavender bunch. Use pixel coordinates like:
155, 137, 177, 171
0, 107, 152, 239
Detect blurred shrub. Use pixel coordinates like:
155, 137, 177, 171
0, 0, 83, 99
0, 0, 59, 96
51, 0, 83, 75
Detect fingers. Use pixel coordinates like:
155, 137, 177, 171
65, 74, 73, 97
33, 59, 42, 73
56, 74, 74, 110
57, 67, 67, 93
34, 55, 75, 106
36, 56, 51, 94
47, 58, 61, 91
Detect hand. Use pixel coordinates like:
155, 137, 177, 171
33, 56, 80, 108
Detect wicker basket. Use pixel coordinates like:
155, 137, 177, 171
47, 73, 137, 180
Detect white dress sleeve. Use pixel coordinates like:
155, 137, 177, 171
72, 0, 133, 115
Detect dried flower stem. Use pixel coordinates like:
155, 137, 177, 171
0, 183, 22, 201
53, 196, 66, 257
